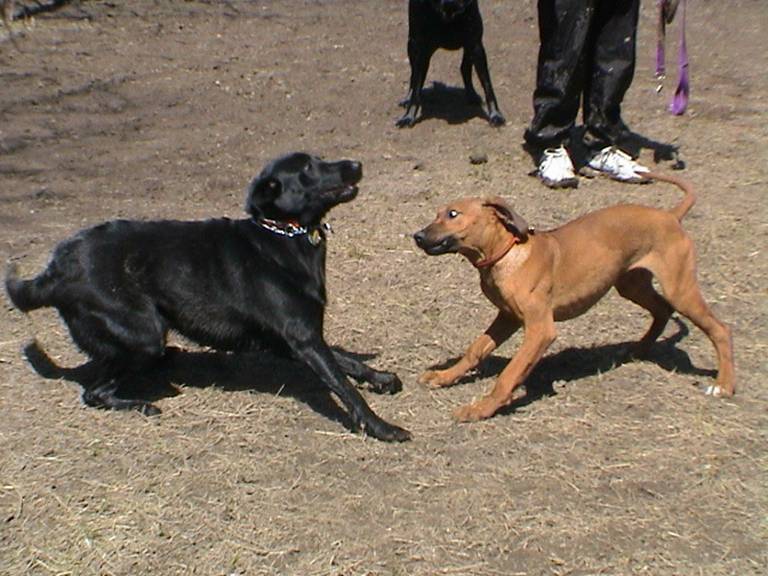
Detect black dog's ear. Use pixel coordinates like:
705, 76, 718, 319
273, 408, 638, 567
245, 176, 281, 216
483, 196, 531, 241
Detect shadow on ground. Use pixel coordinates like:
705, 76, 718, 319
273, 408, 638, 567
21, 341, 395, 430
425, 318, 716, 411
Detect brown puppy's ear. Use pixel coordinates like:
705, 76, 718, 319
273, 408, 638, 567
483, 196, 530, 241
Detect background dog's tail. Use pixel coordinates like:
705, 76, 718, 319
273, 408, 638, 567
5, 262, 56, 312
642, 171, 696, 221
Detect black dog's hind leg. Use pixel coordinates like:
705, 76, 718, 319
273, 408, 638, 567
290, 337, 410, 442
460, 50, 482, 105
81, 358, 161, 416
61, 301, 166, 415
470, 44, 505, 126
331, 349, 403, 395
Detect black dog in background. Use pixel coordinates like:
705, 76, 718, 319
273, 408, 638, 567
397, 0, 505, 128
5, 152, 411, 442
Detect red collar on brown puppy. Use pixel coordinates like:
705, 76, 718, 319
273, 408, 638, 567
474, 235, 519, 269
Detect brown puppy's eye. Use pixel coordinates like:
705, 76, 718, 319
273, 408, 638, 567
447, 209, 459, 219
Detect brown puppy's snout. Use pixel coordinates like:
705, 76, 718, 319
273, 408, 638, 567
413, 229, 428, 249
413, 223, 458, 256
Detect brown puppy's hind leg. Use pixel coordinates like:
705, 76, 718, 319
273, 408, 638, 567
419, 312, 518, 388
648, 241, 735, 396
615, 268, 674, 358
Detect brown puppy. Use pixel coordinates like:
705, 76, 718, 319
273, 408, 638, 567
413, 173, 734, 422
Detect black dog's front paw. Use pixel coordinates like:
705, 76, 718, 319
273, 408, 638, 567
364, 419, 412, 443
368, 371, 403, 395
488, 111, 506, 127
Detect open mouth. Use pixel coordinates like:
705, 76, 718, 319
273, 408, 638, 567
327, 185, 359, 204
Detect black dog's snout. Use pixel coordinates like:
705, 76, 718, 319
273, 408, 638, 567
342, 161, 363, 183
413, 230, 426, 248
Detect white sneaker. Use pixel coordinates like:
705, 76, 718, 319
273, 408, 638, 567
588, 146, 650, 182
537, 146, 578, 189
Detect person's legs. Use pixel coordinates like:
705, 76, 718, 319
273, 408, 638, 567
582, 0, 640, 151
525, 0, 595, 188
525, 0, 595, 151
581, 0, 650, 181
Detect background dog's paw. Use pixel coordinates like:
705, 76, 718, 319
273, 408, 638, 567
488, 111, 506, 127
396, 113, 417, 128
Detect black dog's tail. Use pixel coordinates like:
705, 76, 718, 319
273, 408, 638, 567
5, 262, 56, 312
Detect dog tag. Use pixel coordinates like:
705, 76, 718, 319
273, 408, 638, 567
308, 228, 323, 246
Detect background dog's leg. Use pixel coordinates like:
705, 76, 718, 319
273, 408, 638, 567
397, 41, 432, 127
420, 312, 518, 388
331, 349, 403, 395
469, 44, 504, 126
460, 50, 482, 105
454, 315, 555, 422
292, 340, 411, 441
615, 268, 674, 357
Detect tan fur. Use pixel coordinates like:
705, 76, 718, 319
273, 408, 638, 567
415, 176, 734, 422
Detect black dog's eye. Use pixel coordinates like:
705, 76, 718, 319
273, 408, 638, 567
303, 162, 313, 173
447, 209, 460, 219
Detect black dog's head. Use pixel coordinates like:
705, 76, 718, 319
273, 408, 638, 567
429, 0, 474, 21
246, 153, 363, 226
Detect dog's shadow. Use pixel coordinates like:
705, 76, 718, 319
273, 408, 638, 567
426, 319, 715, 412
410, 81, 489, 126
22, 342, 385, 429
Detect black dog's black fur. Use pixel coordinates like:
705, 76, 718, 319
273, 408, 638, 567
5, 152, 411, 442
397, 0, 505, 128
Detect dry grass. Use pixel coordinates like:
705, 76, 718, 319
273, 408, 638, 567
1, 1, 767, 575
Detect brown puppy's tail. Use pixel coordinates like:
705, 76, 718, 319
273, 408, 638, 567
642, 171, 696, 221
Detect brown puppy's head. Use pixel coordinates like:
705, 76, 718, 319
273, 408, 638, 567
413, 196, 530, 258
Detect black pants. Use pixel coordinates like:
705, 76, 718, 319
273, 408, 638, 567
525, 0, 640, 152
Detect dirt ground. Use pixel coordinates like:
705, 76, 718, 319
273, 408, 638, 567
0, 1, 766, 575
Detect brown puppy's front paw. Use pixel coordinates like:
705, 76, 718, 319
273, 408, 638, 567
453, 398, 499, 422
418, 370, 454, 388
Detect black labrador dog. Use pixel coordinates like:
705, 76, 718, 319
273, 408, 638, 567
397, 0, 505, 128
5, 152, 411, 442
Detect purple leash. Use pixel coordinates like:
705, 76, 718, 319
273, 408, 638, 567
656, 0, 689, 115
